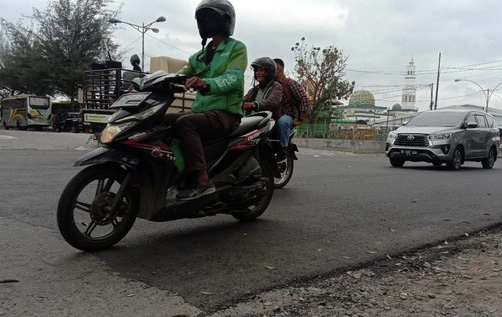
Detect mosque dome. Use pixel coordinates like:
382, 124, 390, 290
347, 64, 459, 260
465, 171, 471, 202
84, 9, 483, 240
348, 90, 375, 107
392, 103, 402, 111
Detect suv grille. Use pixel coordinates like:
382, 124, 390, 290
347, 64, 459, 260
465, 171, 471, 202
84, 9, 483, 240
395, 134, 429, 146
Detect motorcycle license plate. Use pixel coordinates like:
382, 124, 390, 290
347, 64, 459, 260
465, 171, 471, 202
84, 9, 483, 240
111, 92, 151, 109
401, 149, 417, 156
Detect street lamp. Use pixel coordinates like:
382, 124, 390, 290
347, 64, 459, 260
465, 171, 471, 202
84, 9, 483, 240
109, 16, 166, 71
454, 78, 502, 113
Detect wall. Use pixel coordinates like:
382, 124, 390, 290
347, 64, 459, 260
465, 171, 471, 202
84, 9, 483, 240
294, 138, 386, 154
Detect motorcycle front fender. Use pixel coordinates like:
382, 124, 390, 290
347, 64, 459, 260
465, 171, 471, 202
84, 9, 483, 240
74, 147, 140, 168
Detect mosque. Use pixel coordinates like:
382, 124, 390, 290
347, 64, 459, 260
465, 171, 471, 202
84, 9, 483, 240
334, 58, 420, 130
341, 58, 502, 129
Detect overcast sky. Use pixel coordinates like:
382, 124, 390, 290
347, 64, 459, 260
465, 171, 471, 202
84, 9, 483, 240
3, 0, 502, 111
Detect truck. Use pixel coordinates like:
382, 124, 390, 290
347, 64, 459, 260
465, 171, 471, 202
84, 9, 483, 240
80, 61, 128, 133
80, 56, 195, 133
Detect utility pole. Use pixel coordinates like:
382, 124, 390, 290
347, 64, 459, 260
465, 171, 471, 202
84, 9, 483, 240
430, 83, 434, 110
486, 89, 490, 113
455, 79, 502, 112
434, 53, 441, 110
109, 16, 166, 71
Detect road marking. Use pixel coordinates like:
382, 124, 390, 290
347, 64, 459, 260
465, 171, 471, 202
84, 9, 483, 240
0, 135, 17, 140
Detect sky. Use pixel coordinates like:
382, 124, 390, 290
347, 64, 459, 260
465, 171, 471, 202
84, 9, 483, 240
3, 0, 502, 112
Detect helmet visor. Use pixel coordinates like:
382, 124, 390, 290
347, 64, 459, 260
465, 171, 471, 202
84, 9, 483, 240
196, 8, 227, 38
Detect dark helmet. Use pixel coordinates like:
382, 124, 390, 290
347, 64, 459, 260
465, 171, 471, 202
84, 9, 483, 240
195, 0, 235, 40
130, 54, 140, 66
251, 57, 277, 82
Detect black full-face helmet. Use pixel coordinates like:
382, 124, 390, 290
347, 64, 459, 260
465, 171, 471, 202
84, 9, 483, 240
195, 0, 235, 41
251, 57, 277, 83
129, 54, 141, 71
130, 54, 140, 65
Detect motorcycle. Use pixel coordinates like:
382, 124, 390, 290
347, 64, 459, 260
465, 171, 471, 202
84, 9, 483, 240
271, 129, 298, 189
53, 112, 82, 133
57, 71, 280, 252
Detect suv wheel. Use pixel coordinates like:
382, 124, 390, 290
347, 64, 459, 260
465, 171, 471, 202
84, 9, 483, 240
481, 147, 496, 169
446, 146, 463, 170
390, 157, 405, 167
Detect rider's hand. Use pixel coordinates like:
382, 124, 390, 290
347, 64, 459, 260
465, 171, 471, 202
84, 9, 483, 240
293, 119, 303, 126
243, 102, 255, 110
185, 77, 207, 91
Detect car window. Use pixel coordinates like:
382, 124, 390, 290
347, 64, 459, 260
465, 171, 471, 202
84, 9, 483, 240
406, 111, 465, 127
466, 114, 475, 126
475, 115, 487, 128
485, 115, 495, 128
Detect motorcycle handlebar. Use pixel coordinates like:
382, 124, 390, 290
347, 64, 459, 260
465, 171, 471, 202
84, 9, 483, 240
170, 83, 187, 93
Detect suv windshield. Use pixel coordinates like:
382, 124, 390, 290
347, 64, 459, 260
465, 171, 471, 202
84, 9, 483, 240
406, 111, 465, 127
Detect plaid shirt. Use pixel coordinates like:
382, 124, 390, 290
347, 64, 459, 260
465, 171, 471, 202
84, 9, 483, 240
278, 77, 311, 120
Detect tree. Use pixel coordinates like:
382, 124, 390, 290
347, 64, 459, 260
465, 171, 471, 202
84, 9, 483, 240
0, 0, 120, 100
0, 19, 53, 96
291, 37, 355, 130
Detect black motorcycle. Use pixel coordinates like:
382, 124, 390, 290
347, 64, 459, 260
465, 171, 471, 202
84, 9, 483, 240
271, 129, 298, 189
53, 112, 82, 133
57, 71, 280, 252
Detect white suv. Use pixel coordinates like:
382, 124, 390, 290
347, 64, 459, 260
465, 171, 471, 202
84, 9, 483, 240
386, 109, 500, 170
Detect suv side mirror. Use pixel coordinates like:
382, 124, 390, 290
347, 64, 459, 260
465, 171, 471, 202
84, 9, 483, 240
466, 121, 478, 128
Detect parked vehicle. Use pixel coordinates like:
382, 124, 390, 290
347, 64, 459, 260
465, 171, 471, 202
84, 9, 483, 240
57, 71, 280, 251
1, 94, 52, 130
53, 112, 83, 133
386, 109, 500, 170
271, 129, 298, 188
81, 59, 140, 134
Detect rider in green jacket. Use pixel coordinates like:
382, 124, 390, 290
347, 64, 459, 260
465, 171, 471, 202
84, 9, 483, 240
165, 0, 248, 201
180, 37, 246, 116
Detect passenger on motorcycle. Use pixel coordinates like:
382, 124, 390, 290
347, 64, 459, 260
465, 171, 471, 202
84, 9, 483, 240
242, 57, 283, 120
164, 0, 247, 200
273, 58, 311, 160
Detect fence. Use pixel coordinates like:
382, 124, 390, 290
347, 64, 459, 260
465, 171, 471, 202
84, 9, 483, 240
296, 121, 390, 142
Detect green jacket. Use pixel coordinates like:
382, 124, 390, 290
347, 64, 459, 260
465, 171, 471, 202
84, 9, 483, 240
179, 37, 247, 116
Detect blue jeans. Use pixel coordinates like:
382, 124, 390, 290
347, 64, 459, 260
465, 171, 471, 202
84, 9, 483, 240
276, 114, 293, 148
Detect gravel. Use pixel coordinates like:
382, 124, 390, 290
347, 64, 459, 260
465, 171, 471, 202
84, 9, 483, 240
208, 225, 502, 317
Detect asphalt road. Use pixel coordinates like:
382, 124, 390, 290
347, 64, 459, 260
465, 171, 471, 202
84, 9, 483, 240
1, 130, 501, 316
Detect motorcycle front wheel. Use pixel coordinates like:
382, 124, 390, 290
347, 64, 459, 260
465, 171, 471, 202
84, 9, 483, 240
57, 164, 138, 252
232, 161, 274, 222
274, 152, 294, 189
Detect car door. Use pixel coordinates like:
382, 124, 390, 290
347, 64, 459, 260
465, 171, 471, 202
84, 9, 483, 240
477, 114, 496, 157
463, 113, 479, 158
473, 114, 489, 157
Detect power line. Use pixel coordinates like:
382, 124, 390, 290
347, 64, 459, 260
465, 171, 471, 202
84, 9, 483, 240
346, 59, 502, 77
145, 32, 192, 56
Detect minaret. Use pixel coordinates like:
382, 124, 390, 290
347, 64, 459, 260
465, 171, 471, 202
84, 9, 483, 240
402, 58, 417, 110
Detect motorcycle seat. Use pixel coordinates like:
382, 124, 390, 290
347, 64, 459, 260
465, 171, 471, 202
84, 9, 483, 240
228, 111, 272, 138
203, 111, 272, 148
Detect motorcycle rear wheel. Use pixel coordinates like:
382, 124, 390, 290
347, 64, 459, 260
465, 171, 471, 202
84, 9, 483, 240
57, 164, 138, 251
232, 161, 274, 222
274, 152, 294, 189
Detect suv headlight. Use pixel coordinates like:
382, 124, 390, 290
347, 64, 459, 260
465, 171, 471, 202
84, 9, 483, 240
429, 132, 452, 140
386, 131, 397, 143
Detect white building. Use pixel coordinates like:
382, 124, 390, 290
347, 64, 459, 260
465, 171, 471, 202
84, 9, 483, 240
401, 58, 417, 110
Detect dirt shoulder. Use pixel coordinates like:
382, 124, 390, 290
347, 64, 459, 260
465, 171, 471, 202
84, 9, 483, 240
210, 225, 502, 317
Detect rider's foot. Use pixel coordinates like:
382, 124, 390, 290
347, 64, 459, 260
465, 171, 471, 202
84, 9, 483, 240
176, 180, 216, 200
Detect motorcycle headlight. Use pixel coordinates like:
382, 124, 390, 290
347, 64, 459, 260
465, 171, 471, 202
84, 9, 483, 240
100, 122, 134, 144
